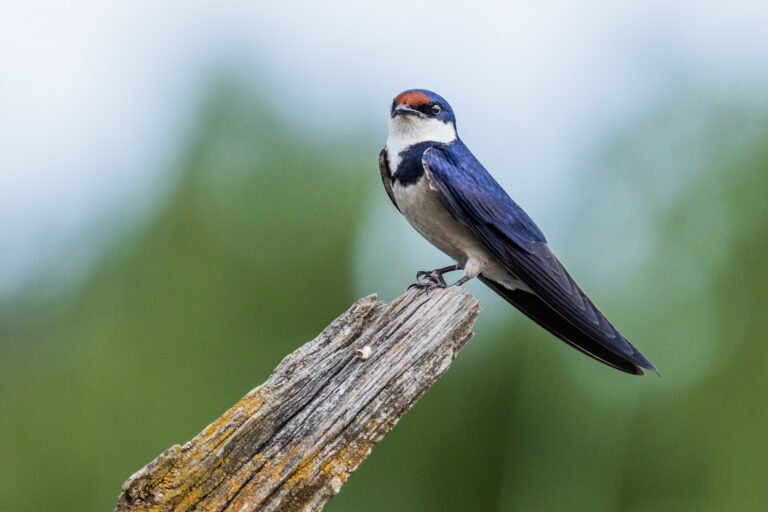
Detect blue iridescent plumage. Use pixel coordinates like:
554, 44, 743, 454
382, 89, 656, 375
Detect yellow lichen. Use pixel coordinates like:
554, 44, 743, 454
200, 387, 267, 442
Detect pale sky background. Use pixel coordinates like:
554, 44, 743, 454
2, 0, 768, 298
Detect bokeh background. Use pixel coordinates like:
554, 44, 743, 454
2, 2, 768, 511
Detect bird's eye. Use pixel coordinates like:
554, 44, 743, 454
431, 104, 442, 114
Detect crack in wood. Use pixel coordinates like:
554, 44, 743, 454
115, 287, 479, 512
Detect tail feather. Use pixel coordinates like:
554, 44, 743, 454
479, 276, 648, 375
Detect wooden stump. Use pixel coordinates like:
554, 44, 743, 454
116, 286, 480, 512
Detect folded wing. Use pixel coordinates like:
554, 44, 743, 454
423, 145, 656, 374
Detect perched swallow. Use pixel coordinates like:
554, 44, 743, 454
379, 89, 656, 375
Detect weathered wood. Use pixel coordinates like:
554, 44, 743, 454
116, 286, 480, 512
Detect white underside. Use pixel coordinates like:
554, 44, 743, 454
390, 168, 531, 292
385, 112, 530, 291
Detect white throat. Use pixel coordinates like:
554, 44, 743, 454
386, 116, 456, 175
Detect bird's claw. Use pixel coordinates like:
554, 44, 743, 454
408, 270, 448, 292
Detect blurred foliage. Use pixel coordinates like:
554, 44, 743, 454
0, 82, 370, 511
2, 81, 768, 512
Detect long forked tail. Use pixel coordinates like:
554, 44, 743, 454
479, 276, 655, 375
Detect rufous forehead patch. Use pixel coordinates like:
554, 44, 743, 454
394, 91, 430, 107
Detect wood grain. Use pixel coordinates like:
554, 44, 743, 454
116, 286, 480, 512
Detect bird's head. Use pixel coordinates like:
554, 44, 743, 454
387, 89, 457, 147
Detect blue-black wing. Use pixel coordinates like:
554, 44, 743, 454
378, 148, 399, 211
423, 144, 656, 374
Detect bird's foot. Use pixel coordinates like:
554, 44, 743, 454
407, 264, 459, 291
408, 271, 447, 292
417, 269, 449, 287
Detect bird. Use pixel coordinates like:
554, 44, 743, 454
379, 89, 656, 375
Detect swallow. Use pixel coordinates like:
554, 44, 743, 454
379, 89, 656, 375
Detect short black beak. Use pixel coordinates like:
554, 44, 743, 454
392, 104, 425, 119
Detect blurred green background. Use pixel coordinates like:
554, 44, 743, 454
3, 3, 768, 511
